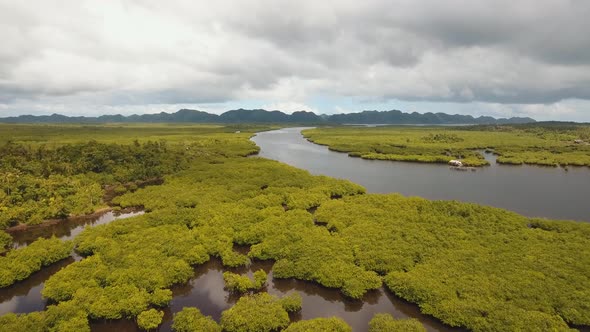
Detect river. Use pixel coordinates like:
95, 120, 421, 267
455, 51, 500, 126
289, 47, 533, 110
251, 127, 590, 222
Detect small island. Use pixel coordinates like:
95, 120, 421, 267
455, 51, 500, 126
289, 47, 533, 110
303, 123, 590, 167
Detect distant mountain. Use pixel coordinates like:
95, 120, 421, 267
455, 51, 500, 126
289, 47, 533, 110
328, 110, 534, 125
219, 109, 289, 123
0, 109, 535, 125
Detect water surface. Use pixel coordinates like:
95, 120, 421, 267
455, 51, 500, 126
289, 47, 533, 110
90, 259, 458, 332
252, 127, 590, 222
0, 210, 143, 318
9, 210, 144, 248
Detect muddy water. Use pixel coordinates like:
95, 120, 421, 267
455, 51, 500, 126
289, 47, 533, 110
9, 210, 144, 248
0, 210, 143, 318
0, 258, 75, 315
90, 259, 459, 332
1, 207, 458, 332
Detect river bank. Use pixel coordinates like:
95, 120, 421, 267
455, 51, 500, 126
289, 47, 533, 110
252, 127, 590, 222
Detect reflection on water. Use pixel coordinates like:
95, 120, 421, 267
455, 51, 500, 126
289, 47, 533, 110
90, 259, 459, 332
0, 210, 143, 318
252, 127, 590, 222
9, 210, 144, 248
0, 258, 74, 316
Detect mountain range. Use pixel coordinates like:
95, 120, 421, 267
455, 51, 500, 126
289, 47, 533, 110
0, 109, 535, 125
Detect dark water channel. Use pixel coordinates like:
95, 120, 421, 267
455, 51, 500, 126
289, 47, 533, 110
8, 210, 144, 249
90, 258, 457, 332
252, 127, 590, 222
0, 210, 143, 316
1, 211, 458, 332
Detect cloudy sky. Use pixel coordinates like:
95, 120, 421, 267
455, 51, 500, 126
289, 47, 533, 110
1, 0, 589, 121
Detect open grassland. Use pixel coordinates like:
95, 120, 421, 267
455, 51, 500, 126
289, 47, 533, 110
1, 123, 589, 331
302, 123, 590, 167
0, 123, 276, 146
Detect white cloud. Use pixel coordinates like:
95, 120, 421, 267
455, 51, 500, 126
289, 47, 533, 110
262, 101, 318, 114
1, 0, 590, 120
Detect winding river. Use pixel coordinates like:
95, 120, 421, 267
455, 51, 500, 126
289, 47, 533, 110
252, 127, 590, 222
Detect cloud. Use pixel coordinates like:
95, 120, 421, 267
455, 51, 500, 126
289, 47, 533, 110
1, 0, 590, 120
262, 101, 318, 114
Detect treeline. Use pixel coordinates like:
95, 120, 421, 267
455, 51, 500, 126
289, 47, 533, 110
0, 140, 188, 228
0, 128, 262, 229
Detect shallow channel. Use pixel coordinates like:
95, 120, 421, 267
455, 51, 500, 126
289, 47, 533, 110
89, 258, 460, 332
0, 210, 144, 317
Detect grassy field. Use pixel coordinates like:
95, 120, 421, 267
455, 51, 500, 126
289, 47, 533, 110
1, 123, 589, 331
302, 123, 590, 167
0, 123, 277, 146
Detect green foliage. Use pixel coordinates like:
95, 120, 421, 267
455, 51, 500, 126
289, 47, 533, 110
248, 208, 382, 298
220, 249, 251, 267
223, 269, 267, 293
368, 313, 425, 332
0, 173, 103, 229
303, 124, 590, 167
172, 307, 221, 332
151, 288, 173, 307
0, 231, 11, 253
0, 124, 266, 229
137, 309, 164, 331
253, 269, 267, 289
279, 292, 302, 313
316, 194, 590, 330
284, 317, 351, 332
0, 237, 72, 288
42, 224, 202, 319
37, 154, 365, 324
0, 301, 90, 332
220, 293, 292, 332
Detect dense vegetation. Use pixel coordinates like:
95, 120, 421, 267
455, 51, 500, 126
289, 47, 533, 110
368, 313, 425, 332
0, 141, 177, 228
137, 309, 164, 330
171, 307, 221, 332
0, 237, 72, 288
223, 270, 267, 293
0, 301, 90, 332
0, 231, 11, 253
1, 124, 589, 332
220, 293, 302, 332
316, 195, 590, 330
0, 124, 265, 229
283, 317, 351, 332
303, 123, 590, 167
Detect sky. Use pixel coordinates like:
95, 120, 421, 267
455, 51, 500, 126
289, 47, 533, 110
1, 0, 589, 121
